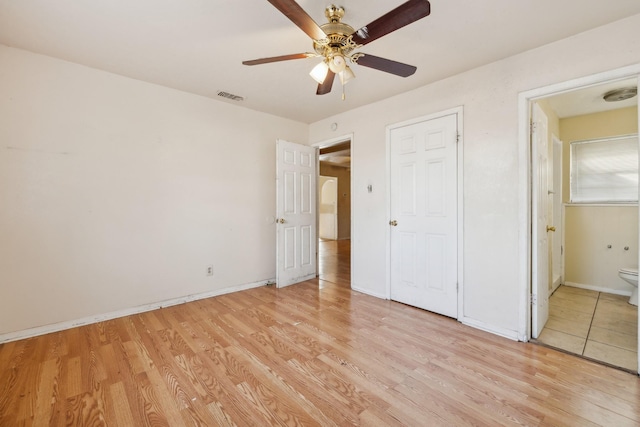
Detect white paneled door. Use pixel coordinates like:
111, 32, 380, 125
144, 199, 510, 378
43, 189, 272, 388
531, 103, 550, 338
389, 113, 458, 318
276, 139, 317, 288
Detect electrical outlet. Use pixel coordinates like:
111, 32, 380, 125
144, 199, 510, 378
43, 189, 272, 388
206, 265, 214, 276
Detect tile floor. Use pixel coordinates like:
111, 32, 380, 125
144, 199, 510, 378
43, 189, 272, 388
538, 285, 638, 372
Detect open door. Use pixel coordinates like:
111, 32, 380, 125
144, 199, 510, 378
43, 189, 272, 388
276, 139, 317, 288
531, 103, 550, 338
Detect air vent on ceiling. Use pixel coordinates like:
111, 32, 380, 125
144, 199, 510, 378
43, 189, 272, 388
217, 91, 244, 101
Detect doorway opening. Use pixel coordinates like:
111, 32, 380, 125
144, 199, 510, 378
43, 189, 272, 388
317, 138, 351, 287
521, 70, 639, 373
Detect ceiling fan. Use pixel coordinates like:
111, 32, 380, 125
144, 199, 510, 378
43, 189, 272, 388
242, 0, 431, 96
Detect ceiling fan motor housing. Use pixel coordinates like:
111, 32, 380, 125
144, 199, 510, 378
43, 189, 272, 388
313, 5, 360, 64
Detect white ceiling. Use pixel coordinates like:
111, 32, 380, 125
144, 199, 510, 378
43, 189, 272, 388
1, 0, 640, 123
544, 78, 638, 119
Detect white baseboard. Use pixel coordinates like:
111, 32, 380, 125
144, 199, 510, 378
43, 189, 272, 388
552, 275, 562, 293
0, 279, 272, 344
564, 281, 632, 296
459, 316, 520, 341
351, 285, 388, 300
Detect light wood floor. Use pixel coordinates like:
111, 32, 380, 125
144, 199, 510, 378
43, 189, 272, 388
2, 240, 640, 426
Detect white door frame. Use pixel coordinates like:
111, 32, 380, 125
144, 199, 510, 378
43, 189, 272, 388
385, 106, 465, 319
517, 64, 640, 345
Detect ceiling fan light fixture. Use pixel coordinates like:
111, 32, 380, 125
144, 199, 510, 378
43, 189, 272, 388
339, 66, 355, 85
310, 61, 329, 84
329, 54, 347, 73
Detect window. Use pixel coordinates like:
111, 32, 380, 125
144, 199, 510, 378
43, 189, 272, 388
570, 134, 639, 203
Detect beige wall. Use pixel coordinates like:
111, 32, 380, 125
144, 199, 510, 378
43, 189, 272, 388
319, 163, 351, 240
564, 205, 638, 293
560, 106, 638, 293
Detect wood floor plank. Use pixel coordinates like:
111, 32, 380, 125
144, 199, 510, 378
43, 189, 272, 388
15, 340, 43, 423
107, 381, 136, 426
226, 346, 330, 427
135, 371, 172, 427
206, 400, 238, 427
1, 239, 639, 426
145, 367, 191, 426
65, 384, 108, 426
189, 352, 270, 426
33, 357, 60, 426
286, 357, 365, 424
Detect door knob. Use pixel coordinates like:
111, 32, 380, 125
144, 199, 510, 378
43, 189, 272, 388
278, 218, 286, 224
546, 226, 556, 232
389, 220, 398, 226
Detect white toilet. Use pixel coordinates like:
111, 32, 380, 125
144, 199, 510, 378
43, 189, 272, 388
618, 267, 639, 306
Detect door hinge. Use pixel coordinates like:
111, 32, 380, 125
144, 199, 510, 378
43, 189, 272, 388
530, 294, 537, 305
530, 121, 537, 132
456, 133, 460, 143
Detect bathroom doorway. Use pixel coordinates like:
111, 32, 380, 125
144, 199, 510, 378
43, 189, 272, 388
523, 71, 639, 373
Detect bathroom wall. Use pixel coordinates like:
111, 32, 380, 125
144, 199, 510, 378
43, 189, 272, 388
561, 106, 639, 294
564, 205, 638, 294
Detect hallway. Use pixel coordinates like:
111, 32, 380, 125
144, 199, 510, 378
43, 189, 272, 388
318, 239, 350, 287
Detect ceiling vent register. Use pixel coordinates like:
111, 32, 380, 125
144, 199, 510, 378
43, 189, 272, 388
217, 91, 245, 101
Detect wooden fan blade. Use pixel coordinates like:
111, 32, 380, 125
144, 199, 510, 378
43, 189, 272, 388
316, 71, 336, 95
351, 0, 431, 46
243, 53, 315, 66
357, 54, 417, 77
267, 0, 326, 40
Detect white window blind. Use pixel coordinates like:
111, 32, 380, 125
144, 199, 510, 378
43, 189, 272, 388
570, 134, 639, 203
